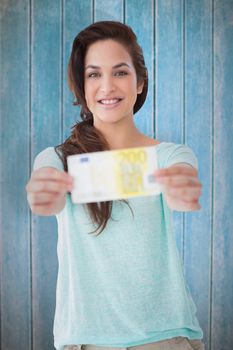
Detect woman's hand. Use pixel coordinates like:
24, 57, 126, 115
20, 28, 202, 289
25, 167, 73, 216
154, 164, 202, 212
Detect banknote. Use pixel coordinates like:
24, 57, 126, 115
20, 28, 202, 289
67, 146, 162, 204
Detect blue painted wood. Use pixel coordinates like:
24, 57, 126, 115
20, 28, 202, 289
184, 1, 212, 349
1, 1, 233, 350
212, 1, 233, 349
156, 0, 184, 259
95, 0, 123, 22
63, 0, 93, 140
0, 1, 31, 349
31, 1, 61, 349
126, 0, 154, 139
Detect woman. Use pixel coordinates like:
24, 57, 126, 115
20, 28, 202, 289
26, 21, 204, 350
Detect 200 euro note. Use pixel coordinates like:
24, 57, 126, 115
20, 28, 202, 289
67, 146, 162, 204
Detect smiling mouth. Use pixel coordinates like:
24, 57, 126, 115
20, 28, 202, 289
98, 98, 123, 106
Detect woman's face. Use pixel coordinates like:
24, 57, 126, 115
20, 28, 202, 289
84, 39, 144, 126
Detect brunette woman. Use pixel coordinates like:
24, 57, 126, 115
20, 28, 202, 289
26, 21, 204, 350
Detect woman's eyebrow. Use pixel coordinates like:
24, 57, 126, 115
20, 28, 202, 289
85, 62, 130, 70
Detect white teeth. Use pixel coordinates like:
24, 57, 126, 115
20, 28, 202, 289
100, 98, 120, 104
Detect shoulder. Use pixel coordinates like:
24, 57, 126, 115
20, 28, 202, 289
33, 146, 64, 172
156, 141, 198, 170
136, 137, 197, 168
138, 135, 162, 147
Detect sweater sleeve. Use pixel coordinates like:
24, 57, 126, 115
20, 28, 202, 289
159, 142, 198, 171
33, 147, 64, 172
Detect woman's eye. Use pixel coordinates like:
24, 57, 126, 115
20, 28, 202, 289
115, 71, 128, 76
87, 72, 99, 78
87, 71, 128, 78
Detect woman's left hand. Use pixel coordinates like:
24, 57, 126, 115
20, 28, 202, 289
154, 164, 203, 211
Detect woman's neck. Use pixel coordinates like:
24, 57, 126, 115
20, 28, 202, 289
94, 116, 146, 150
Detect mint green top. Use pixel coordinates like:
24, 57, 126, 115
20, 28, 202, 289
33, 142, 203, 350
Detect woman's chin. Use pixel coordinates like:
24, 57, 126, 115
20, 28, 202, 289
93, 115, 126, 125
92, 110, 133, 126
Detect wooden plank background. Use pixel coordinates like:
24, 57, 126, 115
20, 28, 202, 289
0, 1, 233, 349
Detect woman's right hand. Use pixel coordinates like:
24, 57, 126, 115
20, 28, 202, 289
25, 167, 73, 216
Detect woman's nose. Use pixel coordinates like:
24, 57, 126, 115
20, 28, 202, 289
100, 75, 116, 93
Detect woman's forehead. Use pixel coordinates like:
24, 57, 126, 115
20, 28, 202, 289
84, 39, 133, 67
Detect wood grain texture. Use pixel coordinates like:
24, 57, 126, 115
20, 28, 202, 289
1, 0, 233, 349
31, 0, 61, 349
184, 1, 212, 349
212, 0, 233, 349
0, 1, 31, 350
63, 0, 93, 140
126, 0, 154, 138
95, 0, 123, 22
156, 0, 185, 269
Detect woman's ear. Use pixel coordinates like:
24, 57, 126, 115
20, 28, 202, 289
137, 80, 144, 94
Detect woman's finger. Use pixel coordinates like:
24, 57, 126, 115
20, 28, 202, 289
27, 192, 64, 206
167, 185, 202, 200
180, 199, 201, 211
26, 179, 71, 194
156, 175, 201, 187
30, 202, 58, 215
165, 193, 201, 211
31, 167, 73, 184
155, 164, 198, 176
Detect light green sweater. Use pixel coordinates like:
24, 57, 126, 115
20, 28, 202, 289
33, 142, 203, 350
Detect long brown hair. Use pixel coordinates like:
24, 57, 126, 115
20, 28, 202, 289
55, 21, 148, 235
